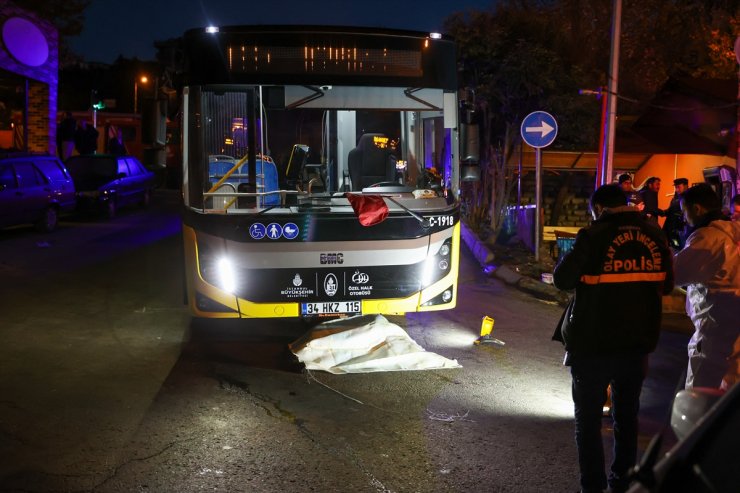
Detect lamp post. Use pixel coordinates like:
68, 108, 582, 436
134, 75, 148, 114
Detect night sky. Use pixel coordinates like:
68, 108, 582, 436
70, 0, 497, 64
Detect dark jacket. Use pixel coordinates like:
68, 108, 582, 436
553, 206, 674, 357
639, 188, 664, 225
662, 195, 686, 249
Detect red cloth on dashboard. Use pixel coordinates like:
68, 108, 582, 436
345, 193, 389, 226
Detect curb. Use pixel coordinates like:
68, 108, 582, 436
460, 222, 494, 265
460, 222, 569, 306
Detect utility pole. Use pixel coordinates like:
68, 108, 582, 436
735, 36, 740, 193
579, 88, 608, 188
603, 0, 622, 186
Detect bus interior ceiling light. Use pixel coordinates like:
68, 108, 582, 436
217, 257, 236, 293
206, 26, 219, 34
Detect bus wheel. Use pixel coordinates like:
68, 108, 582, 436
35, 207, 58, 232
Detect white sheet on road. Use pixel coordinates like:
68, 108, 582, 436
290, 315, 462, 374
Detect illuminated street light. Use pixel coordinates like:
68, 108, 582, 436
134, 75, 148, 114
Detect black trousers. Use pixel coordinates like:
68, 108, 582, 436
570, 354, 647, 493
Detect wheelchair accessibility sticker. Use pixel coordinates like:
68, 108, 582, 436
249, 222, 299, 240
249, 223, 266, 239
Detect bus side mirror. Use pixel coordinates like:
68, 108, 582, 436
461, 164, 480, 182
460, 124, 479, 162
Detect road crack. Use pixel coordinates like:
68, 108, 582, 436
215, 373, 394, 493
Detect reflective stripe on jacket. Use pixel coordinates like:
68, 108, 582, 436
553, 207, 674, 356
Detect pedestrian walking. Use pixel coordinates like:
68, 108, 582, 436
553, 184, 674, 493
673, 183, 740, 390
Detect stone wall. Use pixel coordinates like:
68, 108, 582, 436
514, 170, 595, 227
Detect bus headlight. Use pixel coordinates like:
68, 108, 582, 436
216, 257, 236, 294
420, 239, 453, 287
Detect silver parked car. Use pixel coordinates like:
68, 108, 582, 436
0, 154, 77, 232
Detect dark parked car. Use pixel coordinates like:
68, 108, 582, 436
628, 384, 739, 493
0, 154, 76, 232
66, 155, 156, 218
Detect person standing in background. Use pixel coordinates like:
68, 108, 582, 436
674, 183, 740, 390
58, 112, 76, 161
662, 178, 689, 249
638, 177, 665, 225
74, 121, 99, 155
731, 194, 740, 222
617, 173, 643, 210
107, 128, 127, 156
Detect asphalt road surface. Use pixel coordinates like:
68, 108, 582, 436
0, 191, 690, 492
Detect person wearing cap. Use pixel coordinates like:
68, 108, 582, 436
662, 178, 689, 249
617, 173, 643, 211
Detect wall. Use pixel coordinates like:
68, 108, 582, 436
0, 1, 58, 154
632, 153, 737, 216
516, 170, 595, 227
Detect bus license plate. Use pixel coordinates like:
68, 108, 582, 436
301, 301, 361, 315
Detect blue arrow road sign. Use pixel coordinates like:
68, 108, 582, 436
520, 111, 558, 148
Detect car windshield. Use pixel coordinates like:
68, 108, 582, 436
66, 157, 117, 180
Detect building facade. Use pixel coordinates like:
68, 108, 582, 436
0, 0, 58, 154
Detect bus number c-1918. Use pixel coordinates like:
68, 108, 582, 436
427, 215, 454, 227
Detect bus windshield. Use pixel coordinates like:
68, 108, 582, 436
183, 84, 457, 212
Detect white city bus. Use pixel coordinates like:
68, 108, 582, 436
180, 25, 466, 319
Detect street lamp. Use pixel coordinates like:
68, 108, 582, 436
134, 75, 148, 114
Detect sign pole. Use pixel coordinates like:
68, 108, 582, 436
535, 147, 542, 261
520, 111, 558, 263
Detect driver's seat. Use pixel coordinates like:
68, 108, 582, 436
347, 133, 396, 191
